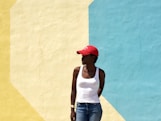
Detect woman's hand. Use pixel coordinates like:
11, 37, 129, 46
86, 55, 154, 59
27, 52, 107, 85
70, 110, 76, 121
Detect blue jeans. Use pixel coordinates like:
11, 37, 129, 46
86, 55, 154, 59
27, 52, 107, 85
76, 103, 102, 121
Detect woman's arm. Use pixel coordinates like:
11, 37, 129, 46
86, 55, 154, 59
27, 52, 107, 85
70, 66, 80, 121
98, 69, 105, 97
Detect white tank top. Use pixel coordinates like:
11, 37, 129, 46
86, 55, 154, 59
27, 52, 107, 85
76, 65, 100, 103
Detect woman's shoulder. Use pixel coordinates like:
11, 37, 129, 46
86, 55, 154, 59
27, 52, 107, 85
97, 67, 104, 72
74, 66, 81, 71
97, 67, 105, 76
73, 66, 81, 74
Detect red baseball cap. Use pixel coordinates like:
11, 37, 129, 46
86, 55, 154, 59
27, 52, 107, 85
76, 45, 99, 57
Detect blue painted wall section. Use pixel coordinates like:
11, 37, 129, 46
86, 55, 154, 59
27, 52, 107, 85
89, 0, 161, 121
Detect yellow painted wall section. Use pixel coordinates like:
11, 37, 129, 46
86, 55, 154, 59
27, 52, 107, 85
0, 0, 44, 121
100, 96, 125, 121
0, 0, 14, 84
10, 1, 89, 121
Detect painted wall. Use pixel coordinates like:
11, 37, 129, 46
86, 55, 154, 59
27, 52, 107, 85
89, 0, 161, 121
1, 0, 160, 121
1, 0, 124, 121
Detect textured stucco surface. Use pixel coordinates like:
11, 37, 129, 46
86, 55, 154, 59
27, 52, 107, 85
0, 0, 44, 121
10, 1, 89, 121
89, 0, 161, 121
1, 0, 126, 121
8, 0, 124, 121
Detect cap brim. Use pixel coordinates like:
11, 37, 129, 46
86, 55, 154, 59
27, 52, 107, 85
76, 50, 89, 55
76, 50, 81, 54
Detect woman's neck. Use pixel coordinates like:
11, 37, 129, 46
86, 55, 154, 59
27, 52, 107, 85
83, 64, 96, 71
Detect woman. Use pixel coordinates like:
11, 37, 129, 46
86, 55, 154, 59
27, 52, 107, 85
70, 45, 105, 121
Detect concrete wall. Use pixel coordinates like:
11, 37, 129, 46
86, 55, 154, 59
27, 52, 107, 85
89, 0, 161, 121
1, 0, 160, 121
0, 0, 124, 121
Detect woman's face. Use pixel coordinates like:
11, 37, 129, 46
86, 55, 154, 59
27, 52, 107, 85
81, 54, 95, 65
